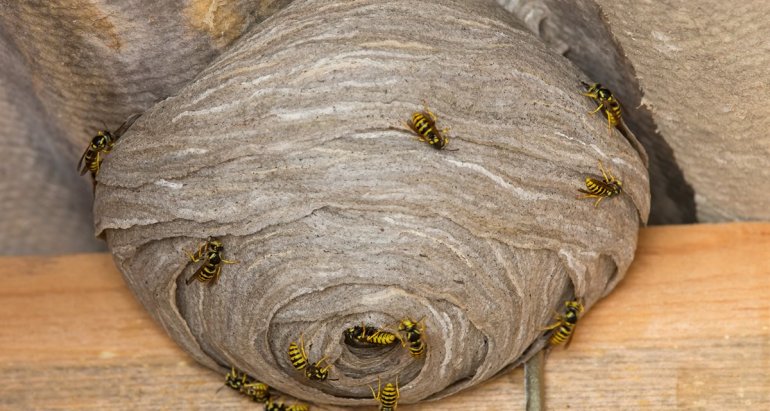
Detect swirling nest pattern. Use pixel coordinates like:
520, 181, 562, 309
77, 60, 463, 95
93, 0, 649, 407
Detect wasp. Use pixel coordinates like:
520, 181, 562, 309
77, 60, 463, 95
265, 400, 287, 411
288, 334, 333, 381
542, 299, 585, 347
344, 324, 371, 345
370, 376, 400, 411
223, 366, 251, 392
398, 318, 426, 358
77, 113, 140, 181
404, 100, 450, 149
243, 381, 270, 403
580, 82, 623, 138
345, 323, 399, 346
577, 160, 623, 207
184, 237, 238, 285
265, 400, 308, 411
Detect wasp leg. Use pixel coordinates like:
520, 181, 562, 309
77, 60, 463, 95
221, 258, 238, 264
370, 376, 381, 400
185, 243, 206, 262
403, 120, 425, 143
240, 371, 248, 385
598, 160, 610, 182
184, 250, 199, 262
421, 99, 438, 123
416, 317, 426, 331
94, 151, 103, 169
395, 375, 400, 398
398, 332, 408, 348
576, 193, 605, 207
317, 356, 332, 372
299, 333, 308, 362
588, 103, 604, 115
599, 161, 617, 183
540, 319, 562, 332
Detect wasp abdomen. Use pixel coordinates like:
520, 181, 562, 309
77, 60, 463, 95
287, 342, 308, 370
371, 377, 400, 411
366, 330, 398, 346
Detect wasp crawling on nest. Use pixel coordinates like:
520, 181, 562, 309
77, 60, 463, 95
577, 161, 623, 208
221, 366, 271, 403
77, 113, 140, 184
398, 318, 427, 358
403, 100, 452, 150
288, 334, 334, 381
370, 376, 400, 411
542, 299, 585, 347
184, 237, 238, 286
580, 82, 623, 138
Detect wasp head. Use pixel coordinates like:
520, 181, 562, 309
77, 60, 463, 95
399, 319, 420, 333
612, 179, 623, 194
208, 239, 224, 252
565, 299, 585, 314
596, 86, 613, 100
91, 131, 113, 150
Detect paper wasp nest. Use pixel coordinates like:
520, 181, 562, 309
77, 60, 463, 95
94, 0, 649, 407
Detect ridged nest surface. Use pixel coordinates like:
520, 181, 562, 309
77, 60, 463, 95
94, 0, 649, 407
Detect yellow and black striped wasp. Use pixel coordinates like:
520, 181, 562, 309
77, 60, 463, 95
580, 81, 623, 138
344, 323, 399, 347
243, 381, 270, 403
288, 334, 333, 381
542, 298, 584, 347
404, 100, 450, 150
398, 318, 426, 358
222, 366, 250, 392
265, 399, 286, 411
77, 113, 140, 181
184, 237, 238, 286
370, 376, 400, 411
265, 400, 308, 411
577, 160, 623, 207
344, 324, 371, 345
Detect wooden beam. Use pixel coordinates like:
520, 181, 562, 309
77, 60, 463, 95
1, 223, 768, 410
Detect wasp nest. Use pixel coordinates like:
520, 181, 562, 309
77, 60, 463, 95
94, 0, 649, 407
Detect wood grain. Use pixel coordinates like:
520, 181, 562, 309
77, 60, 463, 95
1, 223, 768, 410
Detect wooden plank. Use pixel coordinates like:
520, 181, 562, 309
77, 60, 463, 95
0, 223, 768, 410
544, 223, 770, 410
